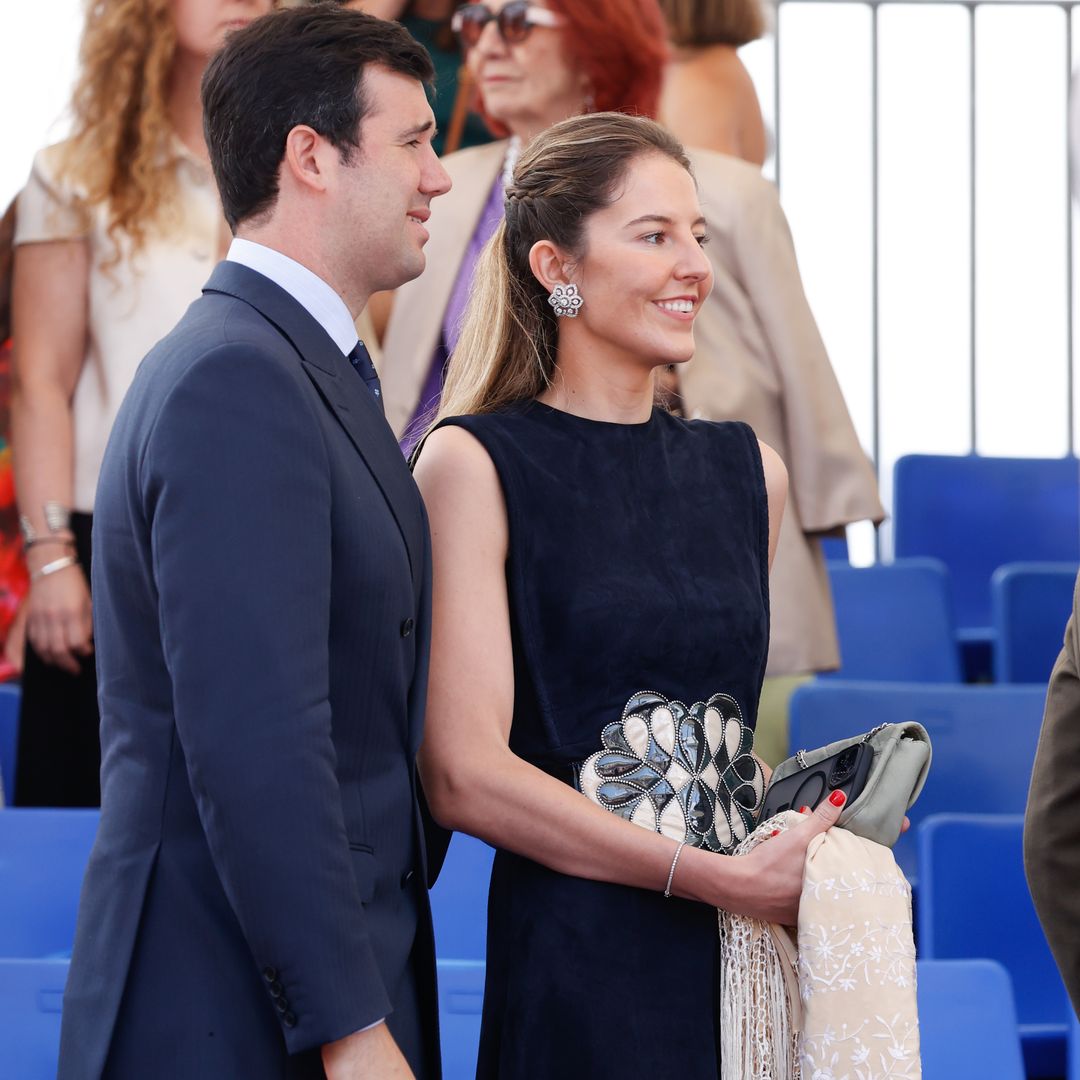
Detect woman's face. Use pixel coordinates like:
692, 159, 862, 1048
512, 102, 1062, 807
464, 0, 589, 142
564, 152, 714, 369
171, 0, 272, 61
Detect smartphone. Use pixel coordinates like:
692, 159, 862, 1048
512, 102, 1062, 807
759, 742, 874, 822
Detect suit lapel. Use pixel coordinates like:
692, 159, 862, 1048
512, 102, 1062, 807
301, 359, 424, 592
203, 262, 424, 588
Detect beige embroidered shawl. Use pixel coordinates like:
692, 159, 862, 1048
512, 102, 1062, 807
719, 811, 920, 1079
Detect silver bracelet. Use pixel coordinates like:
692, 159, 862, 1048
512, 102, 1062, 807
43, 501, 72, 535
31, 554, 78, 582
664, 840, 687, 898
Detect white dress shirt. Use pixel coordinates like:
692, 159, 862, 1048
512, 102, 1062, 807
226, 237, 359, 355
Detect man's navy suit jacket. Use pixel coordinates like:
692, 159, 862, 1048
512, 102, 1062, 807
57, 262, 438, 1079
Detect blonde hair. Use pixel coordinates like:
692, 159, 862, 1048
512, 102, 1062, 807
432, 113, 691, 428
660, 0, 766, 47
55, 0, 181, 263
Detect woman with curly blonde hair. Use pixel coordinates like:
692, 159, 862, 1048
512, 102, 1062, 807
11, 0, 271, 806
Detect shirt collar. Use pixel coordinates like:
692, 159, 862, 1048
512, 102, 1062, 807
226, 237, 358, 356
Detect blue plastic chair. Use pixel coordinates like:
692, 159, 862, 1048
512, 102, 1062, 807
1069, 1006, 1080, 1080
0, 808, 98, 957
0, 958, 68, 1080
992, 562, 1079, 683
788, 681, 1045, 880
0, 682, 21, 803
429, 832, 495, 962
437, 959, 485, 1080
893, 454, 1080, 667
819, 534, 849, 563
917, 959, 1025, 1080
918, 814, 1067, 1078
824, 559, 961, 682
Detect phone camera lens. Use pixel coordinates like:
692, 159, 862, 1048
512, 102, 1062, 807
828, 748, 857, 787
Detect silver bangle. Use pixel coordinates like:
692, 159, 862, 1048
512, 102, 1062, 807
43, 501, 72, 535
664, 840, 687, 898
31, 554, 78, 582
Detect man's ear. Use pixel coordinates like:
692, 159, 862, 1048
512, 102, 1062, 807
281, 125, 334, 194
528, 239, 575, 294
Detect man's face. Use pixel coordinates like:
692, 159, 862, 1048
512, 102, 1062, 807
332, 65, 451, 296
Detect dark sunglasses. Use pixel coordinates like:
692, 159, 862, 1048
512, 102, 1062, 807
451, 1, 564, 46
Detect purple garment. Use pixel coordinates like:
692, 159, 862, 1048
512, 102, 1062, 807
401, 174, 506, 455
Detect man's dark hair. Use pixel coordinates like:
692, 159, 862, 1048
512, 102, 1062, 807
202, 6, 435, 230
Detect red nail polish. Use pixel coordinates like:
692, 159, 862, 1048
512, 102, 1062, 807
828, 789, 847, 808
799, 806, 811, 814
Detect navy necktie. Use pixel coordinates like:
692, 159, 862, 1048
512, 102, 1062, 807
347, 340, 384, 414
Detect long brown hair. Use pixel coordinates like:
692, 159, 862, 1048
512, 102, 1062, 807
55, 0, 181, 260
433, 113, 691, 426
660, 0, 766, 47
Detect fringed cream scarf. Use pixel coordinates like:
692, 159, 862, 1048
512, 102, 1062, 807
719, 811, 920, 1079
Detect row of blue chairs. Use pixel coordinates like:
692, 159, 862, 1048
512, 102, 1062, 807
891, 453, 1079, 654
0, 808, 1072, 1077
0, 954, 1048, 1080
826, 558, 1077, 685
0, 681, 1048, 933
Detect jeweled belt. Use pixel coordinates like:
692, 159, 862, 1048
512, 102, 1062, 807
572, 690, 765, 855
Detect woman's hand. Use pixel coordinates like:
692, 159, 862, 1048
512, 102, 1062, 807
711, 792, 847, 925
26, 557, 92, 675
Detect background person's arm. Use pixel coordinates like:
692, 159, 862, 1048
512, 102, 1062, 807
726, 165, 884, 533
11, 238, 92, 674
1025, 571, 1080, 1016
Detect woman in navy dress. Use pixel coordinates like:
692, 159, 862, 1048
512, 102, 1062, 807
413, 113, 846, 1078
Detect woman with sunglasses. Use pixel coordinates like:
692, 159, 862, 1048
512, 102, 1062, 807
412, 111, 849, 1077
377, 0, 668, 452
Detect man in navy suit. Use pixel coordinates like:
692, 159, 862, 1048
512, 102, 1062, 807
57, 8, 451, 1078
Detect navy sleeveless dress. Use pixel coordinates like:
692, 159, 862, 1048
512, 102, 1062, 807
437, 400, 770, 1079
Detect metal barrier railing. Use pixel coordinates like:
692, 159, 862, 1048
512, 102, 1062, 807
772, 0, 1077, 478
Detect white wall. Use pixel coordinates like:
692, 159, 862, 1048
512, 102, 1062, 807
744, 3, 1078, 562
1, 1, 84, 212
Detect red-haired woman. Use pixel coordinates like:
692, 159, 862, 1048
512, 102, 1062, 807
375, 0, 669, 449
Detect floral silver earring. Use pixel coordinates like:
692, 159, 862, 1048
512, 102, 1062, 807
548, 283, 583, 318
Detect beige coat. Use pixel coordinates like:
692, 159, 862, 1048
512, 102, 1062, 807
1025, 570, 1080, 1017
381, 140, 884, 675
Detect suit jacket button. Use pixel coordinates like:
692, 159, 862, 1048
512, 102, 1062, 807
269, 980, 284, 997
283, 1011, 297, 1028
262, 966, 278, 982
400, 618, 414, 637
275, 997, 289, 1013
400, 869, 415, 889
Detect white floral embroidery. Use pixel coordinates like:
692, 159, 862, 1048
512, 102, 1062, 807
720, 814, 922, 1079
797, 831, 920, 1078
800, 1014, 920, 1079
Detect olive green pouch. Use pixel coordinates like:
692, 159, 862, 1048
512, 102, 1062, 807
766, 722, 932, 848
